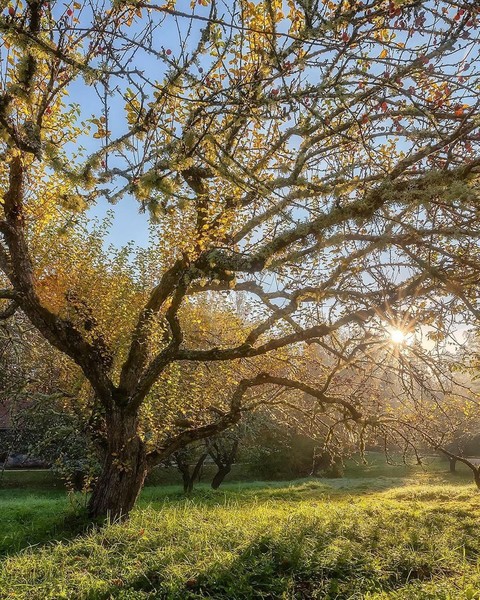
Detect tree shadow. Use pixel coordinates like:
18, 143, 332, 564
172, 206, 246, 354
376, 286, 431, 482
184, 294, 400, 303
91, 520, 315, 599
0, 491, 94, 558
1, 473, 472, 564
95, 510, 451, 600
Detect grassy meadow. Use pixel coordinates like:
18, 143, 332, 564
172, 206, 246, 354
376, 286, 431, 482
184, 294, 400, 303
2, 456, 480, 599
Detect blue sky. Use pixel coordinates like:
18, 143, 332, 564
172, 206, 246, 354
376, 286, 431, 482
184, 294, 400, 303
67, 0, 211, 249
89, 195, 151, 248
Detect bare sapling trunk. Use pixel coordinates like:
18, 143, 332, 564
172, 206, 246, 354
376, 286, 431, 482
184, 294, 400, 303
88, 408, 147, 521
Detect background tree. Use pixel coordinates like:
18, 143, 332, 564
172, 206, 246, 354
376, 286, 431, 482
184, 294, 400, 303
1, 0, 480, 519
382, 338, 480, 486
0, 310, 101, 484
244, 416, 322, 480
170, 445, 209, 493
206, 429, 241, 489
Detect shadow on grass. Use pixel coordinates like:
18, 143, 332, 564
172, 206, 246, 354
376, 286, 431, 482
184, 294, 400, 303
84, 517, 327, 599
0, 478, 409, 570
94, 507, 457, 600
0, 466, 472, 563
0, 490, 96, 559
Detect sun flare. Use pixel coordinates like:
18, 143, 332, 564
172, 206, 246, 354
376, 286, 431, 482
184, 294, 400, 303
389, 328, 406, 344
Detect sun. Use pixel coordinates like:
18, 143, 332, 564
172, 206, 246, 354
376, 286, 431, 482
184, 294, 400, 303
389, 328, 406, 344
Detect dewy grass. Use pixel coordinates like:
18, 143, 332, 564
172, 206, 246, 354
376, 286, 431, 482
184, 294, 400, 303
1, 471, 480, 599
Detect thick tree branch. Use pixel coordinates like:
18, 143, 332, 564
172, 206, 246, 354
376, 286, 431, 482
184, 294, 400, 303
1, 155, 114, 404
176, 275, 430, 363
119, 259, 186, 396
196, 160, 480, 275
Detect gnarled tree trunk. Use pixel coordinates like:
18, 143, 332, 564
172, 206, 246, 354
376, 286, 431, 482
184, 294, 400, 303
88, 408, 147, 521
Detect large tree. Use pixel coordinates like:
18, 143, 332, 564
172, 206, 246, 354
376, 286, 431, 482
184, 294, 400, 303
1, 0, 480, 519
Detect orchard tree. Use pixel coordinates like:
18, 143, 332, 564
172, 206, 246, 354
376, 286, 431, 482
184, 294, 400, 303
0, 310, 100, 482
207, 429, 240, 489
170, 445, 209, 493
1, 0, 480, 519
382, 338, 480, 487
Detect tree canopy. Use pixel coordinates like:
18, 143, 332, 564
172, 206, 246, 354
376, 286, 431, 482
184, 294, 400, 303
1, 0, 480, 518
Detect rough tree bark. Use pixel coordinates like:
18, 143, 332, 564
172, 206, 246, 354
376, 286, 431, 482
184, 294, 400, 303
1, 0, 480, 525
88, 408, 147, 520
0, 153, 462, 521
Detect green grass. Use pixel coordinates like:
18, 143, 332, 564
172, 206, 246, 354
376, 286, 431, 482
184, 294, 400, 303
1, 456, 480, 599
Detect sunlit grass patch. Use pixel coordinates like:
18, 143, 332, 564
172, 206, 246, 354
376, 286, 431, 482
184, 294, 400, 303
1, 475, 480, 599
